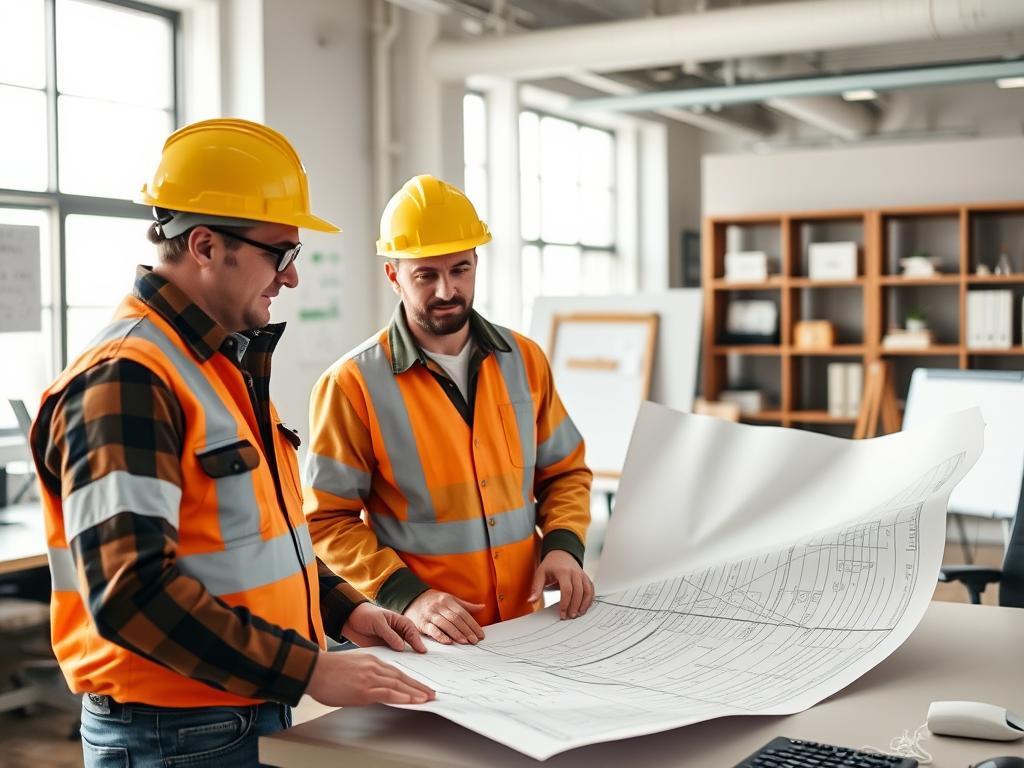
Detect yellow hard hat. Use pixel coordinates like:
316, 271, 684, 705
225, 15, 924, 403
137, 118, 340, 233
376, 174, 490, 259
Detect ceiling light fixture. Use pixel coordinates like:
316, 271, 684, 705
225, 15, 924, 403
996, 76, 1024, 89
842, 88, 878, 101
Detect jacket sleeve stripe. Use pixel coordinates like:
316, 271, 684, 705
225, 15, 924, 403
303, 452, 371, 502
64, 470, 182, 541
537, 415, 584, 469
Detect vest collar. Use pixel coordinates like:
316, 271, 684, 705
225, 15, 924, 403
386, 302, 511, 375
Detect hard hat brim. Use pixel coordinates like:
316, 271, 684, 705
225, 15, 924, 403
376, 232, 491, 259
135, 192, 342, 234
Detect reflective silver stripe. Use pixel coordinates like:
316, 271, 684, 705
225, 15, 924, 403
64, 471, 181, 541
48, 547, 78, 592
127, 318, 261, 543
303, 452, 371, 501
536, 414, 583, 469
493, 328, 538, 526
86, 317, 145, 348
353, 343, 435, 523
371, 503, 535, 556
178, 524, 314, 596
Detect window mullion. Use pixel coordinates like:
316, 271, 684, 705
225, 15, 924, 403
44, 0, 58, 193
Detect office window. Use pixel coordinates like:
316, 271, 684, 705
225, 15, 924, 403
463, 92, 490, 318
0, 0, 178, 416
519, 110, 616, 325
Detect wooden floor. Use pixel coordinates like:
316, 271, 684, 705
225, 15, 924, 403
0, 542, 1005, 768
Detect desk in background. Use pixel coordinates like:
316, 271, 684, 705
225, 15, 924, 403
0, 503, 47, 577
260, 601, 1024, 768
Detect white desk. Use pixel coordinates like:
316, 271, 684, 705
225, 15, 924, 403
0, 502, 47, 576
261, 601, 1024, 768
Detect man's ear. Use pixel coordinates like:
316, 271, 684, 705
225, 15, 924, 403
187, 226, 216, 268
384, 261, 402, 296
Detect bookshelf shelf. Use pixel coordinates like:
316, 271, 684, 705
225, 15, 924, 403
702, 202, 1024, 435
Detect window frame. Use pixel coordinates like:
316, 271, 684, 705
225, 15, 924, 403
0, 0, 181, 371
518, 107, 618, 325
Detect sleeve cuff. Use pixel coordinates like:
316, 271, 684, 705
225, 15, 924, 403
275, 634, 321, 707
375, 567, 431, 614
542, 528, 585, 567
317, 560, 369, 640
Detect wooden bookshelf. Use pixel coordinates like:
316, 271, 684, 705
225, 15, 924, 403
702, 201, 1024, 434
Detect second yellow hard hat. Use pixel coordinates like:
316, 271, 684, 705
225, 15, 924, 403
377, 174, 491, 259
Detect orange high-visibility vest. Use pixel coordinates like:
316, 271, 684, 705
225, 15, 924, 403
305, 325, 591, 625
35, 296, 324, 707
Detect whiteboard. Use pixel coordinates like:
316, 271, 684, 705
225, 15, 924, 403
903, 368, 1024, 519
549, 314, 657, 477
529, 290, 703, 414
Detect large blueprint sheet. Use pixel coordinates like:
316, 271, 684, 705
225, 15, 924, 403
363, 404, 984, 760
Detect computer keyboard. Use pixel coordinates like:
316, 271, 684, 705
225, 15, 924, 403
733, 736, 919, 768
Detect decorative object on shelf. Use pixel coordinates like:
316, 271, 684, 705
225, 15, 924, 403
718, 389, 764, 415
827, 362, 864, 418
793, 319, 835, 348
680, 229, 701, 287
976, 262, 992, 276
724, 300, 778, 344
967, 290, 1013, 349
808, 241, 858, 280
882, 327, 935, 349
904, 306, 928, 333
995, 244, 1013, 276
899, 251, 942, 277
724, 250, 770, 282
692, 398, 740, 422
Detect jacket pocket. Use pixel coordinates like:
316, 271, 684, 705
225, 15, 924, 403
499, 400, 536, 469
195, 439, 261, 478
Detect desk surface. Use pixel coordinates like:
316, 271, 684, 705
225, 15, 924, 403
0, 503, 47, 576
261, 601, 1024, 768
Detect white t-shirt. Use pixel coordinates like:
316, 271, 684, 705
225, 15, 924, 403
425, 340, 474, 402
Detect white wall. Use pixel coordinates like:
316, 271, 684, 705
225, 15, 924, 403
256, 0, 379, 439
704, 136, 1024, 215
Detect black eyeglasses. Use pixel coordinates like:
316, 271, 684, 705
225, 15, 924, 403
207, 226, 302, 272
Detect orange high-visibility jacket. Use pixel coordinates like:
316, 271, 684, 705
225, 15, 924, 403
35, 296, 324, 707
304, 317, 592, 626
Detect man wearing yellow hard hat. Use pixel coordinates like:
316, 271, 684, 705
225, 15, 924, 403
30, 119, 433, 767
305, 174, 594, 646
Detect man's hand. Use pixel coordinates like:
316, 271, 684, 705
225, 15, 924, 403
305, 649, 434, 707
341, 602, 428, 653
404, 589, 485, 645
528, 550, 594, 620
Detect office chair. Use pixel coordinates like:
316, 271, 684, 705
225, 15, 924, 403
939, 490, 1024, 607
5, 399, 36, 505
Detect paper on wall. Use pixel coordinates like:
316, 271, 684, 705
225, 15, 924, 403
360, 403, 983, 760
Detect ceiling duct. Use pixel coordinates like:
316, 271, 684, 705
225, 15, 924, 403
430, 0, 1024, 81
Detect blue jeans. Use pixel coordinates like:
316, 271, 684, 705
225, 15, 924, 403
80, 693, 291, 767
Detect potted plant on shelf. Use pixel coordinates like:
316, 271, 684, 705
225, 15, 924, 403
905, 307, 928, 333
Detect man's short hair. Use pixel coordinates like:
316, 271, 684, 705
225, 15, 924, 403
147, 220, 243, 264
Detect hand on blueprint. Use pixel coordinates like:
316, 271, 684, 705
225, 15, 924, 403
528, 550, 594, 619
404, 589, 486, 645
341, 602, 428, 653
306, 648, 435, 706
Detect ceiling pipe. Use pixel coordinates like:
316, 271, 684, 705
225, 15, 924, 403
566, 71, 769, 140
569, 59, 1024, 112
430, 0, 1024, 81
741, 58, 875, 141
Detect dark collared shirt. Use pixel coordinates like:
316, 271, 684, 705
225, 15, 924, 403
32, 267, 365, 706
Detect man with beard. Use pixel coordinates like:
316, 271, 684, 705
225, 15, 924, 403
304, 175, 594, 645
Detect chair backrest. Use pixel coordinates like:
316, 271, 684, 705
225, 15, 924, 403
6, 400, 32, 439
1002, 491, 1024, 608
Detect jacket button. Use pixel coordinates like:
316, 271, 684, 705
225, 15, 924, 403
493, 551, 500, 559
488, 518, 496, 527
480, 479, 487, 487
498, 593, 505, 601
231, 461, 242, 472
473, 439, 480, 447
